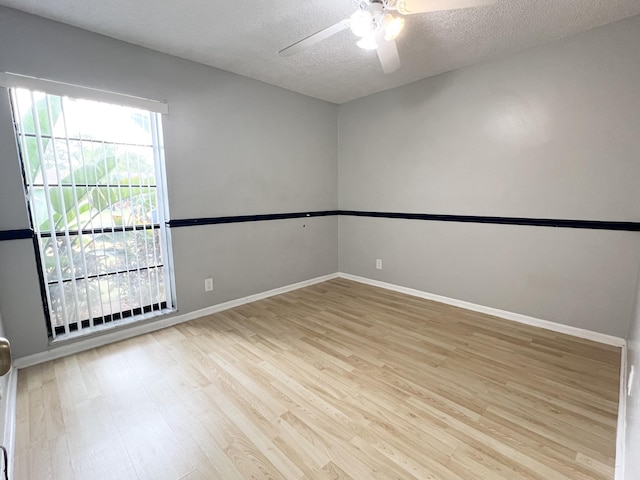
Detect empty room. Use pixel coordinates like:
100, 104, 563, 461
0, 0, 639, 479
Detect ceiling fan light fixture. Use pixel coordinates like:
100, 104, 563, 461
382, 14, 405, 41
356, 33, 378, 50
350, 10, 374, 37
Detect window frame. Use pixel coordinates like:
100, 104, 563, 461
2, 73, 176, 341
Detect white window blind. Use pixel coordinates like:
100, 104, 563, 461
8, 85, 173, 338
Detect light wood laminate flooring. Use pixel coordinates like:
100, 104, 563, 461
15, 278, 621, 479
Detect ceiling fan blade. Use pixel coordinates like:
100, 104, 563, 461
397, 0, 496, 15
279, 20, 350, 57
375, 30, 401, 74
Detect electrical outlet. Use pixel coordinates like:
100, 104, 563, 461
204, 277, 214, 292
629, 365, 635, 397
376, 259, 383, 270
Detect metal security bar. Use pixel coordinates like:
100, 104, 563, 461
9, 87, 173, 338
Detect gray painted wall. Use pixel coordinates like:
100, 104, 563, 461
338, 15, 640, 338
0, 7, 338, 357
626, 275, 640, 479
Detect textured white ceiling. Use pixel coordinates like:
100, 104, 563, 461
1, 0, 639, 103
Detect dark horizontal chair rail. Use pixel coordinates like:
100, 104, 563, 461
167, 210, 339, 228
4, 210, 639, 242
338, 210, 640, 231
0, 229, 33, 241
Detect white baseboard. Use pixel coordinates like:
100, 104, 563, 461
13, 273, 339, 369
2, 368, 17, 480
615, 345, 627, 480
338, 272, 626, 347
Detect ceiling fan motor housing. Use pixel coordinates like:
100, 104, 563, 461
350, 1, 387, 36
353, 0, 397, 9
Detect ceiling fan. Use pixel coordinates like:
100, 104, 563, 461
279, 0, 497, 74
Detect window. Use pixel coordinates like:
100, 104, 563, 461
8, 82, 174, 339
